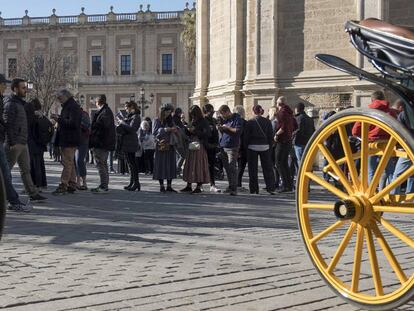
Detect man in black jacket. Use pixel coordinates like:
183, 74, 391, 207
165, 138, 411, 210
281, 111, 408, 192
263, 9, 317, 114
89, 95, 116, 192
0, 75, 32, 211
203, 104, 221, 193
4, 78, 47, 203
293, 102, 315, 164
51, 89, 82, 195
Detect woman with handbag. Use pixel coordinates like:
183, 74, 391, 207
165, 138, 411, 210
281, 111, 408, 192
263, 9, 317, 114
116, 101, 141, 191
153, 104, 178, 193
244, 105, 276, 195
180, 105, 211, 194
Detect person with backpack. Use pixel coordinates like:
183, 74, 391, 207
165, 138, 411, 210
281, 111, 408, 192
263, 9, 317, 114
29, 98, 52, 189
89, 95, 116, 193
75, 105, 91, 191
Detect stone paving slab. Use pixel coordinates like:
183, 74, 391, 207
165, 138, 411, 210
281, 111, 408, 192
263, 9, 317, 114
0, 160, 412, 310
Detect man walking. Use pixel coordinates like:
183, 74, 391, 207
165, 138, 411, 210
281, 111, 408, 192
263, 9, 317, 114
51, 89, 82, 195
218, 105, 242, 196
89, 95, 116, 193
0, 75, 31, 211
3, 78, 47, 203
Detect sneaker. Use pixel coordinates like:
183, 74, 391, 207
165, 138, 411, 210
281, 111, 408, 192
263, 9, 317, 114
8, 202, 33, 213
180, 186, 193, 193
91, 187, 109, 194
192, 188, 202, 194
30, 194, 48, 202
210, 186, 221, 193
237, 187, 248, 192
52, 185, 67, 195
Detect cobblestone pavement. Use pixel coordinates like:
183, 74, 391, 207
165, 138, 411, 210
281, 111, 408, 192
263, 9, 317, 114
0, 160, 413, 310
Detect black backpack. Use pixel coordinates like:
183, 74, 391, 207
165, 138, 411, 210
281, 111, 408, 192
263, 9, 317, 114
35, 116, 54, 146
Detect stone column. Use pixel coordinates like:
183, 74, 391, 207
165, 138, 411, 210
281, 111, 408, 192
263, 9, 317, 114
106, 31, 116, 77
78, 31, 87, 78
192, 0, 209, 106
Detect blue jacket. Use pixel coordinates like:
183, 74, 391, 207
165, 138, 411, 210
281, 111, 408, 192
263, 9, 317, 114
219, 113, 242, 149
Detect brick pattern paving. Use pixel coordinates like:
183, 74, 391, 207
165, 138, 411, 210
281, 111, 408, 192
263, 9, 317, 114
0, 161, 412, 310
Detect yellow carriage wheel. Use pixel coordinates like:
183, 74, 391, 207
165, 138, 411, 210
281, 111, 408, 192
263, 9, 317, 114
297, 108, 414, 310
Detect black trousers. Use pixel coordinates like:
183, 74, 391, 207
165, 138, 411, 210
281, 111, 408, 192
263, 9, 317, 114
238, 149, 248, 187
30, 152, 47, 188
206, 148, 216, 186
125, 152, 139, 186
247, 149, 276, 193
275, 142, 293, 190
143, 150, 154, 174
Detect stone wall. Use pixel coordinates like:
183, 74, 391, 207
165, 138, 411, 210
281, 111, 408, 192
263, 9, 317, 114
194, 0, 414, 118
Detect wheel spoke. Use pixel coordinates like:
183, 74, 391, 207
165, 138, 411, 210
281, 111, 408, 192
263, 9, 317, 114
305, 172, 348, 200
338, 125, 360, 190
360, 122, 369, 192
371, 222, 408, 284
302, 203, 334, 210
365, 227, 384, 296
386, 193, 414, 204
310, 221, 346, 244
318, 143, 354, 194
373, 203, 414, 214
370, 166, 414, 204
377, 217, 414, 249
351, 224, 364, 293
368, 138, 397, 196
327, 222, 356, 273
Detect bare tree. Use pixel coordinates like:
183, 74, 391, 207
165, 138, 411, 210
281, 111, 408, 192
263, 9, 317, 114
180, 10, 196, 65
18, 50, 76, 115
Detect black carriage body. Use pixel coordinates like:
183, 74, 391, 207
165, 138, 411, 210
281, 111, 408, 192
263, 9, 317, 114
316, 20, 414, 129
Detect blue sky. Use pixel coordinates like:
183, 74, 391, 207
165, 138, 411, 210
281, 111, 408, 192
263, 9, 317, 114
0, 1, 191, 18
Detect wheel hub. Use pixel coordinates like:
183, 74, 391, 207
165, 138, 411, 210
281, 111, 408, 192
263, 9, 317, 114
334, 196, 375, 225
334, 200, 356, 220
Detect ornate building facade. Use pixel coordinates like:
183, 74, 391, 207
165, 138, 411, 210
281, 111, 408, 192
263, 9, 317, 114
0, 5, 195, 117
193, 0, 414, 116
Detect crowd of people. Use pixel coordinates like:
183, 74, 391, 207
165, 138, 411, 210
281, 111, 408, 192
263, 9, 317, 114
0, 75, 319, 212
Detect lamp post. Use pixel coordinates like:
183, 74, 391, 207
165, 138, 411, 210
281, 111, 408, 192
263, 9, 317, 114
130, 94, 136, 103
138, 87, 154, 117
27, 80, 33, 91
80, 94, 85, 106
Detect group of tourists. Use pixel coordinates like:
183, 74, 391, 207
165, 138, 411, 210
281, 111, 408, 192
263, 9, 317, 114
0, 74, 319, 212
322, 90, 413, 194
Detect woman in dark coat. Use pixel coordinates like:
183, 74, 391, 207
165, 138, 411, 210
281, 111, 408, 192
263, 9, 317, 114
116, 101, 141, 191
180, 105, 211, 194
153, 104, 178, 193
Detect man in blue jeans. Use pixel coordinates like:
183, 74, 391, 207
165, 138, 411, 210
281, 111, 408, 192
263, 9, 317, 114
218, 105, 242, 196
0, 74, 31, 212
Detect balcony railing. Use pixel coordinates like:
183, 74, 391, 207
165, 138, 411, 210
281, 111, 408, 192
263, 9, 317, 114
0, 7, 194, 28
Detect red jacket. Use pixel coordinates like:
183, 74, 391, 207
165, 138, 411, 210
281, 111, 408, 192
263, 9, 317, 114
352, 100, 394, 141
276, 104, 297, 143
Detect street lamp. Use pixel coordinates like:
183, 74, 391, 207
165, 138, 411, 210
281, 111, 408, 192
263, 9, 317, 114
27, 80, 33, 90
138, 87, 154, 117
130, 94, 136, 102
80, 95, 85, 106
